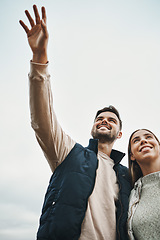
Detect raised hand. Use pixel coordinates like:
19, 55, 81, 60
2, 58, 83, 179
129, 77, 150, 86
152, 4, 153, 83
19, 5, 49, 63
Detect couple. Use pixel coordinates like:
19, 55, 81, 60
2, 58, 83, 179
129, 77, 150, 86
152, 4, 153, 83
19, 5, 160, 240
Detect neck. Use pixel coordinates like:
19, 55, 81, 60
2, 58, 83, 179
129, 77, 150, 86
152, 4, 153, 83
98, 141, 114, 156
140, 158, 160, 176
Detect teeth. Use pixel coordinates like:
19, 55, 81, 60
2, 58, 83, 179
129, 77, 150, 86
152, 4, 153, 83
141, 146, 151, 152
99, 126, 107, 129
99, 126, 111, 130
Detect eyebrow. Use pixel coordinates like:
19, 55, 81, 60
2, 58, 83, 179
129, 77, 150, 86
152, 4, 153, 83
96, 116, 117, 122
132, 136, 139, 142
96, 116, 103, 119
95, 116, 103, 121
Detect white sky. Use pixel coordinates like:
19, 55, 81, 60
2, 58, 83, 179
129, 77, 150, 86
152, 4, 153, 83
1, 0, 160, 239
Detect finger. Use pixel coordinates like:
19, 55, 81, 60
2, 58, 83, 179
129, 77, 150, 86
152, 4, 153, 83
33, 5, 41, 24
25, 10, 35, 27
41, 19, 48, 37
19, 20, 30, 34
41, 6, 47, 24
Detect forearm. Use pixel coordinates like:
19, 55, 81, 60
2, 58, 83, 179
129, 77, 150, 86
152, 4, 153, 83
29, 61, 51, 135
29, 62, 75, 171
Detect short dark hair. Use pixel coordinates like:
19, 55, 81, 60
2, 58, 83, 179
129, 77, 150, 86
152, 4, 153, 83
95, 105, 122, 130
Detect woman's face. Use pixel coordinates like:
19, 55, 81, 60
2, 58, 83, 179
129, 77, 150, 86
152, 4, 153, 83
130, 129, 160, 165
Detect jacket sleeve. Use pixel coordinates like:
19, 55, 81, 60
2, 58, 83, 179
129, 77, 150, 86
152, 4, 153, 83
28, 61, 76, 172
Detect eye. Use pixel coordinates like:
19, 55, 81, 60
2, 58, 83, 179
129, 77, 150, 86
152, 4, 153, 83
146, 135, 152, 139
95, 117, 103, 122
132, 138, 139, 143
109, 118, 116, 124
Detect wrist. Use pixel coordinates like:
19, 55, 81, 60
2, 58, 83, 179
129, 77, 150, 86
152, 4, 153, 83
32, 51, 48, 64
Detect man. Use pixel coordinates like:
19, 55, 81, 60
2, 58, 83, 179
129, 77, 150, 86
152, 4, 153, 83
19, 5, 131, 240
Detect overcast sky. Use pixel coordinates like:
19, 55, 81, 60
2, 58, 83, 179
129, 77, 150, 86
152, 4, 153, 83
1, 0, 160, 239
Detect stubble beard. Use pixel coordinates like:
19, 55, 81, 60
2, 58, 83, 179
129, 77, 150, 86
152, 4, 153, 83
91, 129, 118, 144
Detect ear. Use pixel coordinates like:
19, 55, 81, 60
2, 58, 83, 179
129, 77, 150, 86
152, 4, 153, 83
117, 131, 122, 139
130, 153, 136, 161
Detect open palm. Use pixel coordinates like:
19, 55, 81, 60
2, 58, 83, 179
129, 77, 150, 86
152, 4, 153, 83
19, 5, 48, 61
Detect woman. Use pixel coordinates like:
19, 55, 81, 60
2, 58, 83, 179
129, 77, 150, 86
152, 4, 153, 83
127, 129, 160, 240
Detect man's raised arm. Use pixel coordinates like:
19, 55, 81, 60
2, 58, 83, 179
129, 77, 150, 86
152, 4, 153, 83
19, 5, 75, 171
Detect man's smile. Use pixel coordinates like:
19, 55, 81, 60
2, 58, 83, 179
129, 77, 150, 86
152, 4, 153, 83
97, 124, 112, 130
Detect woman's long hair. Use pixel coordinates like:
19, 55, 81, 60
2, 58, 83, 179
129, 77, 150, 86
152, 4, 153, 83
128, 129, 160, 187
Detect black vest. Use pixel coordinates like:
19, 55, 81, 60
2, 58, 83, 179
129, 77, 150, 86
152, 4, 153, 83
37, 139, 131, 240
37, 139, 98, 240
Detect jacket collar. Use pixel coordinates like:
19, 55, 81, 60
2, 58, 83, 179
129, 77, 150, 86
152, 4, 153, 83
110, 149, 125, 165
87, 139, 99, 154
87, 139, 125, 164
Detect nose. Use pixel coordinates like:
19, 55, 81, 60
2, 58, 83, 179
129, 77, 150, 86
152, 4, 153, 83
140, 138, 148, 145
99, 118, 112, 130
102, 119, 107, 124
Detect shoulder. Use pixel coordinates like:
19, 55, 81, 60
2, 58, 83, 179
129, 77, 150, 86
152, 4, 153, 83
116, 163, 129, 176
129, 177, 143, 201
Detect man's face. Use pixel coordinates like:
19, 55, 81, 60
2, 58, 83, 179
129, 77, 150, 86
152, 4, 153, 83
91, 111, 122, 143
